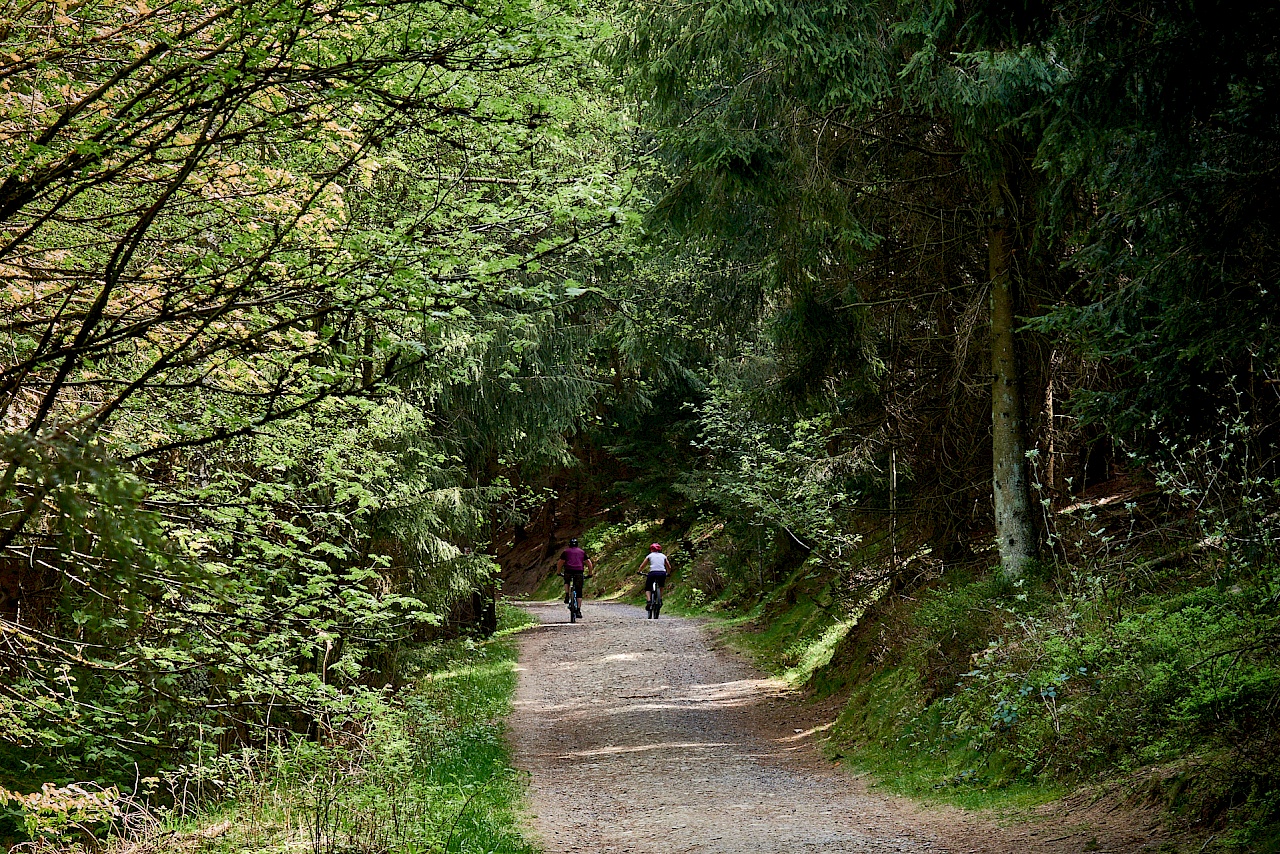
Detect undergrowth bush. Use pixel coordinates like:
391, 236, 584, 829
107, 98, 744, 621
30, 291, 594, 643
824, 561, 1280, 840
808, 422, 1280, 845
2, 607, 539, 854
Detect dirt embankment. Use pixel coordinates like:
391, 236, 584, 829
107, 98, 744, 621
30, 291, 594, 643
509, 602, 1179, 854
494, 482, 613, 597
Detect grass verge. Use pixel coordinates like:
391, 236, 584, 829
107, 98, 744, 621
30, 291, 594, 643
209, 606, 541, 854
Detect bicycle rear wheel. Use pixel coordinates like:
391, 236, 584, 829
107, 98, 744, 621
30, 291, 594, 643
651, 584, 662, 619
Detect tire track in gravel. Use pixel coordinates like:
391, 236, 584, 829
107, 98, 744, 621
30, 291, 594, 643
507, 602, 1168, 854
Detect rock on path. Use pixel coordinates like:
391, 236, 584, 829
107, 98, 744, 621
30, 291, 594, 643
507, 602, 1168, 853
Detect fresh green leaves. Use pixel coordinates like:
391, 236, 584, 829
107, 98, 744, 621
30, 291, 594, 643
0, 0, 631, 784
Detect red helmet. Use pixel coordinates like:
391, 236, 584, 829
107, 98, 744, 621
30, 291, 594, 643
650, 543, 662, 552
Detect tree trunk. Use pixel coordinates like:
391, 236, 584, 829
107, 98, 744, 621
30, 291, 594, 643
989, 175, 1037, 578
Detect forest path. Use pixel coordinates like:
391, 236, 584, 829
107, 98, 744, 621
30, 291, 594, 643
508, 602, 1170, 854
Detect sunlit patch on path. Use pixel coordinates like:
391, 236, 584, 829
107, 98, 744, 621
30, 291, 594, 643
507, 601, 1167, 854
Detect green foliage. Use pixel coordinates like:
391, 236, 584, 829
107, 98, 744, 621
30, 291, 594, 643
4, 0, 1280, 845
0, 394, 505, 778
1024, 0, 1280, 443
599, 0, 1081, 577
680, 381, 868, 568
813, 564, 1280, 836
3, 606, 539, 854
1, 0, 631, 786
254, 622, 537, 854
0, 781, 123, 845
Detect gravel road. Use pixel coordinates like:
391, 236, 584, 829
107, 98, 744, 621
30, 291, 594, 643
508, 601, 1171, 853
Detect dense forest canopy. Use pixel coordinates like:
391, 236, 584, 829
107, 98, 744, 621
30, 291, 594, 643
3, 0, 1280, 843
1, 0, 630, 776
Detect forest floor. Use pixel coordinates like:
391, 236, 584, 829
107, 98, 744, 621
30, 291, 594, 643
508, 601, 1183, 854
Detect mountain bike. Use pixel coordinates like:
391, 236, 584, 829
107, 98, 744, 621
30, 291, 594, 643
564, 572, 586, 623
639, 572, 664, 619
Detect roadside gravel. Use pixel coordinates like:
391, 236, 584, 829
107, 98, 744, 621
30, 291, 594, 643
508, 602, 1172, 853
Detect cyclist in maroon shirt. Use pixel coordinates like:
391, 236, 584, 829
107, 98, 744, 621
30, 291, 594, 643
557, 538, 593, 617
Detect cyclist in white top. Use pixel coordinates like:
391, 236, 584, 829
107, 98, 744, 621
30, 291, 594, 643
636, 543, 672, 614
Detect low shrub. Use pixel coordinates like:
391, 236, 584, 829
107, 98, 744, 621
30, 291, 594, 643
815, 559, 1280, 840
3, 606, 540, 854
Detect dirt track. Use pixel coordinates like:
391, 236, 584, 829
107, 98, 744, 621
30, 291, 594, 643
508, 601, 1173, 853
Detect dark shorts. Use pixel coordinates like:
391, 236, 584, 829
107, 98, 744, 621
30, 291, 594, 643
645, 572, 667, 592
563, 571, 585, 596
